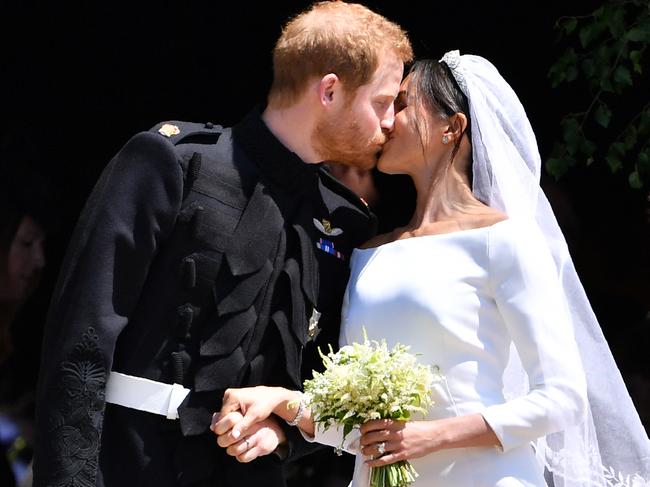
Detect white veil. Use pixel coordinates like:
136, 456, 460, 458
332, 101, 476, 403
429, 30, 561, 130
439, 50, 650, 486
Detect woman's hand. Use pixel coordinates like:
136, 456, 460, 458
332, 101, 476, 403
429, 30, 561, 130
213, 410, 286, 463
359, 419, 442, 468
360, 414, 501, 467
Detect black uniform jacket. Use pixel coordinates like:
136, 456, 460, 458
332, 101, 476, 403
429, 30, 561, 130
33, 108, 376, 487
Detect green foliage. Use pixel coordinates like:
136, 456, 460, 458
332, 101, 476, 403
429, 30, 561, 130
548, 0, 650, 189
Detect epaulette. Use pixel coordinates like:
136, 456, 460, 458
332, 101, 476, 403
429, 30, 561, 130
149, 120, 224, 146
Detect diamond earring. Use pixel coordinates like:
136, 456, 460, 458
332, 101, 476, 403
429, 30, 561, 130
442, 135, 449, 144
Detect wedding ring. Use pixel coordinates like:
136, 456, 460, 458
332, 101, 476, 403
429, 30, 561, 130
243, 437, 251, 451
377, 441, 386, 456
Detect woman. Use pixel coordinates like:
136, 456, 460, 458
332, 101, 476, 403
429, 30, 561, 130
213, 52, 650, 486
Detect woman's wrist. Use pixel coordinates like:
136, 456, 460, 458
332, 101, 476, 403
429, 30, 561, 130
429, 418, 453, 451
270, 388, 304, 422
429, 414, 501, 451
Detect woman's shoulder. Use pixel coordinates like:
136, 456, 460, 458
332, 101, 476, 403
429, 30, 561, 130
475, 211, 509, 231
487, 216, 554, 274
486, 214, 538, 241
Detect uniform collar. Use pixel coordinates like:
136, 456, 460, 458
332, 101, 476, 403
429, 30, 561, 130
232, 106, 321, 193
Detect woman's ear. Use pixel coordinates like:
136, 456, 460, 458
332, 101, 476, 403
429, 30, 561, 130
318, 73, 340, 107
442, 113, 468, 142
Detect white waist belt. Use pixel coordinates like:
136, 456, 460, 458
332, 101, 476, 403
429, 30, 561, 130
105, 371, 190, 420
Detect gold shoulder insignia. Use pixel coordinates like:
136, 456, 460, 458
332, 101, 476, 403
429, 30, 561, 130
158, 123, 180, 138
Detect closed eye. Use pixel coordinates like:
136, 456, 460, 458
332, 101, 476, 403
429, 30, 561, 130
394, 91, 407, 113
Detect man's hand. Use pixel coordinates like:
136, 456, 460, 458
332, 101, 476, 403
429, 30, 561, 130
211, 410, 286, 463
213, 386, 287, 440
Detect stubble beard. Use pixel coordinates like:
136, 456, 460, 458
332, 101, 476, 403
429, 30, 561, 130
312, 112, 386, 170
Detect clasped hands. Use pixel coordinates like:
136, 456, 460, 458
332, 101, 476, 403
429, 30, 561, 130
210, 386, 290, 463
210, 386, 443, 465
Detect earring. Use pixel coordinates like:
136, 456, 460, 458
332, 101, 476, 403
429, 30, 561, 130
442, 135, 449, 144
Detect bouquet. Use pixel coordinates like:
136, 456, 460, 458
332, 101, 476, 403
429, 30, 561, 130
302, 330, 437, 487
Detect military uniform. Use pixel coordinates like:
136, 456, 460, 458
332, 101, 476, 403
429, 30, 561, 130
33, 108, 376, 486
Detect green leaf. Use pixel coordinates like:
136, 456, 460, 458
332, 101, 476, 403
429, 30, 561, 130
562, 117, 581, 145
639, 110, 650, 135
548, 65, 567, 87
343, 422, 353, 439
628, 170, 644, 188
630, 50, 643, 74
548, 49, 576, 87
563, 17, 578, 34
610, 142, 627, 158
638, 151, 650, 171
623, 127, 638, 150
581, 59, 596, 77
600, 77, 614, 93
607, 7, 626, 38
594, 103, 612, 128
566, 65, 579, 82
546, 158, 567, 180
606, 156, 623, 173
614, 65, 633, 86
546, 155, 576, 180
627, 27, 647, 42
579, 25, 594, 48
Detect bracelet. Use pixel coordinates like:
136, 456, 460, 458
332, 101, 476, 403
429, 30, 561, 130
286, 393, 306, 426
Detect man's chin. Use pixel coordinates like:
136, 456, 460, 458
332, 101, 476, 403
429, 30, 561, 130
342, 153, 378, 171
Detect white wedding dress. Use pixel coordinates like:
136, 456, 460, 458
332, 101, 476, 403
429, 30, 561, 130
308, 218, 588, 487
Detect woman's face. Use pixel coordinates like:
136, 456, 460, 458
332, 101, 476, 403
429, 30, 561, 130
0, 216, 46, 302
376, 76, 443, 175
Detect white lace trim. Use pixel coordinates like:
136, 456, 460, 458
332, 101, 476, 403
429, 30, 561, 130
539, 441, 649, 486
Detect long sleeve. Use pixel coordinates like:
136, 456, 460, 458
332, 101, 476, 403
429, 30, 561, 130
481, 220, 588, 452
33, 131, 184, 486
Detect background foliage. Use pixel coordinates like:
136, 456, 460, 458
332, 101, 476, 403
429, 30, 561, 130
548, 0, 650, 189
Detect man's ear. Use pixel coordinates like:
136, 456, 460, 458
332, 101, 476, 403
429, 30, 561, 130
318, 73, 340, 107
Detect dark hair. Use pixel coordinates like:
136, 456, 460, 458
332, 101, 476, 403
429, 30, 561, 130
407, 59, 471, 164
0, 134, 56, 252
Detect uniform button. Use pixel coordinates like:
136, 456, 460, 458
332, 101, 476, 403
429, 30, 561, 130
204, 122, 214, 129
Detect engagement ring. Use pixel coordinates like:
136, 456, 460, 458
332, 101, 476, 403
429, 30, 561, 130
377, 441, 385, 456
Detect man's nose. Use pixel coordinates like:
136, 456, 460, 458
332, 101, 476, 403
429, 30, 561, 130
380, 105, 395, 132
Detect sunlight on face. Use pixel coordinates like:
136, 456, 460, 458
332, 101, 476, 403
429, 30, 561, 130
313, 53, 404, 169
377, 75, 444, 176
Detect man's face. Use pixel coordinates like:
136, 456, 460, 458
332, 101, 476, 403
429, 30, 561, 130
313, 54, 404, 170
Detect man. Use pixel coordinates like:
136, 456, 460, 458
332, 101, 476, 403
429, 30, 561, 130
33, 2, 412, 486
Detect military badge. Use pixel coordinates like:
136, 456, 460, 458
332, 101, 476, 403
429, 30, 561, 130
308, 308, 321, 340
158, 123, 180, 137
313, 218, 343, 236
316, 238, 345, 260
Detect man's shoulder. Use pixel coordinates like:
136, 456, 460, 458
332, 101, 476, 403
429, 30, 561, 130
147, 120, 226, 146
